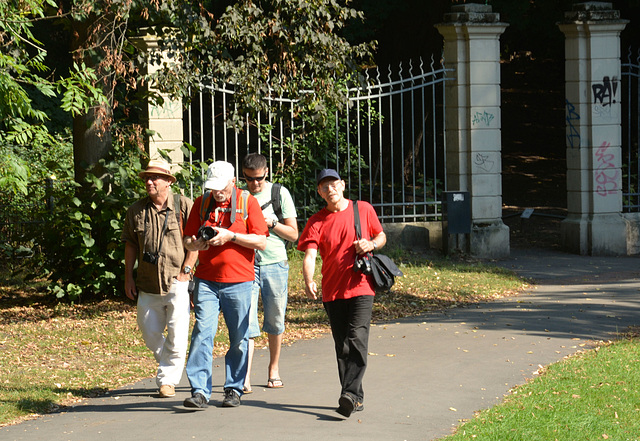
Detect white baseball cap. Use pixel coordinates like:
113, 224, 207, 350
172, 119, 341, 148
204, 161, 235, 190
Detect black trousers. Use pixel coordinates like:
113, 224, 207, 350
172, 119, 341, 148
323, 295, 374, 403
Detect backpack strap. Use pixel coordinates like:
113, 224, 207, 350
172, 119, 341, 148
199, 190, 215, 224
200, 187, 249, 227
238, 189, 250, 222
260, 183, 284, 222
271, 183, 283, 222
353, 200, 362, 240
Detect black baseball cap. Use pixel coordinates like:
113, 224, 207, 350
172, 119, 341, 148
316, 168, 341, 185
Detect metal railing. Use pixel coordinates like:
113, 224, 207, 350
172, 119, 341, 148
184, 57, 454, 223
622, 47, 640, 212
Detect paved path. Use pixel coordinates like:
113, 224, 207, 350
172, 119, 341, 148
2, 249, 640, 441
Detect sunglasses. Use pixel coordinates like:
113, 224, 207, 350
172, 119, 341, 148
243, 173, 267, 182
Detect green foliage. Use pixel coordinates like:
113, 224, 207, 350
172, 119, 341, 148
153, 0, 375, 129
0, 146, 29, 196
27, 143, 146, 302
0, 132, 76, 275
57, 62, 108, 117
0, 2, 108, 147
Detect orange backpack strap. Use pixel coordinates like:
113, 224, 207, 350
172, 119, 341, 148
237, 190, 250, 222
199, 190, 215, 224
198, 188, 249, 227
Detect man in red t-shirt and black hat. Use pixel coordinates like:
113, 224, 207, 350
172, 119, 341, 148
297, 168, 387, 418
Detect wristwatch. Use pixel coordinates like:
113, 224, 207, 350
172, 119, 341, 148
271, 219, 278, 229
183, 265, 192, 275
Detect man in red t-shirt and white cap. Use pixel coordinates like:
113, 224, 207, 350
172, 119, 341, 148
181, 161, 268, 409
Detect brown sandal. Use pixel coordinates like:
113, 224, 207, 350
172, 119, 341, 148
267, 378, 284, 388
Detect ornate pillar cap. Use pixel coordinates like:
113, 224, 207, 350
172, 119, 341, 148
442, 3, 501, 24
562, 2, 623, 23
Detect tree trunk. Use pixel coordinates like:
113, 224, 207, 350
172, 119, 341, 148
73, 104, 112, 184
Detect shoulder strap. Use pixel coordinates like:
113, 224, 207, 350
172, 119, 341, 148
353, 200, 362, 240
238, 189, 250, 221
260, 183, 284, 222
199, 190, 215, 223
271, 183, 283, 222
173, 193, 183, 234
199, 188, 249, 226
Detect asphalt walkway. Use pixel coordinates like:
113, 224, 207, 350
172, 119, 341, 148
2, 248, 640, 441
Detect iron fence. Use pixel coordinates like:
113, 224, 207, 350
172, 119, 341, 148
184, 57, 454, 223
622, 47, 640, 212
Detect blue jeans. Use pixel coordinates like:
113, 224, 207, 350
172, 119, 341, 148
247, 261, 289, 338
185, 278, 252, 400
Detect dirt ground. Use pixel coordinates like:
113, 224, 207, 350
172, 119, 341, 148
500, 57, 567, 251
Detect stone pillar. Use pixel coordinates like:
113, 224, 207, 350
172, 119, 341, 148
558, 2, 629, 255
131, 32, 184, 166
436, 4, 510, 258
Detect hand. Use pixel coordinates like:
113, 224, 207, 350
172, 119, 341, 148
207, 228, 235, 246
176, 272, 191, 282
304, 281, 318, 300
353, 238, 375, 255
187, 235, 210, 251
124, 278, 137, 300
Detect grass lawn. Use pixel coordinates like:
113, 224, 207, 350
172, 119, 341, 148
0, 248, 524, 427
442, 336, 640, 440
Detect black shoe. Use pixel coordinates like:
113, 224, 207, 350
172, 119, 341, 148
184, 393, 208, 409
222, 388, 241, 407
336, 393, 356, 417
355, 402, 364, 412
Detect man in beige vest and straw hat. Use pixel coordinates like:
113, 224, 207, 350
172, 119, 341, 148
122, 159, 198, 398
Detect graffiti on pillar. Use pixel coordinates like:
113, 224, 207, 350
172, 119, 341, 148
592, 76, 619, 121
565, 100, 580, 148
150, 99, 179, 118
473, 153, 495, 172
472, 111, 495, 127
594, 141, 619, 197
592, 76, 618, 106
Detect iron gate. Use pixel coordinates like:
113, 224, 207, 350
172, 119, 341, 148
184, 57, 454, 223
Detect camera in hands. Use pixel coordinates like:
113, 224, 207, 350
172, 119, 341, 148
354, 254, 372, 275
197, 225, 218, 241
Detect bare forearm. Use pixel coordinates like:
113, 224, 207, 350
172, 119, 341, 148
234, 233, 267, 250
183, 250, 198, 267
302, 254, 316, 284
272, 217, 299, 243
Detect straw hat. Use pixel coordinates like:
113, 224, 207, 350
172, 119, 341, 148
139, 159, 176, 183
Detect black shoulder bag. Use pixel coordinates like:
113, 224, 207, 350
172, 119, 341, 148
353, 200, 403, 293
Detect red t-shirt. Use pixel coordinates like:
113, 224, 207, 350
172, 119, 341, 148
297, 200, 383, 302
185, 187, 268, 283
